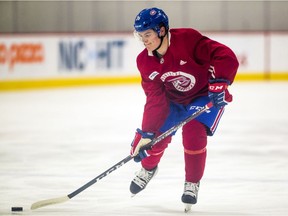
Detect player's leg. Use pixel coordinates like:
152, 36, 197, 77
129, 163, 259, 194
182, 96, 225, 211
182, 120, 207, 206
130, 102, 182, 195
130, 136, 172, 195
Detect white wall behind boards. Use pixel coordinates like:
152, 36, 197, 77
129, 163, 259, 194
0, 32, 287, 81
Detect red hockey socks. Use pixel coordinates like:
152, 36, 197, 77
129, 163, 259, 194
182, 120, 207, 183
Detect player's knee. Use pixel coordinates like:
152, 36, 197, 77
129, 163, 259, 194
182, 120, 207, 151
184, 147, 206, 155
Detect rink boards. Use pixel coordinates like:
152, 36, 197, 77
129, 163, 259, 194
0, 32, 288, 90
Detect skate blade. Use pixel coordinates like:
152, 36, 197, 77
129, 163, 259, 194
131, 193, 136, 198
184, 204, 192, 213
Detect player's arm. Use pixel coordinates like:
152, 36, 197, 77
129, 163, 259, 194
130, 75, 169, 162
194, 36, 239, 108
194, 36, 239, 83
140, 75, 170, 133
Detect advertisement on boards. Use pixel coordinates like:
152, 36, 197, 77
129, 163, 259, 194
0, 34, 143, 80
0, 33, 287, 82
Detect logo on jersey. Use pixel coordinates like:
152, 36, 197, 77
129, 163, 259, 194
208, 65, 216, 78
149, 71, 160, 80
180, 60, 187, 65
160, 71, 196, 92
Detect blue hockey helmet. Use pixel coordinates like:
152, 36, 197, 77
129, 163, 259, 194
134, 7, 169, 36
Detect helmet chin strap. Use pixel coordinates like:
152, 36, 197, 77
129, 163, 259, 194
152, 36, 165, 57
152, 27, 168, 58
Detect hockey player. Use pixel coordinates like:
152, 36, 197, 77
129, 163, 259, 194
130, 7, 239, 211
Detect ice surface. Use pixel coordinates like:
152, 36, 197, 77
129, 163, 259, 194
0, 82, 288, 215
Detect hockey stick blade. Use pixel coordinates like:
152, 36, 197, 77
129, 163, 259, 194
31, 196, 69, 210
30, 102, 212, 210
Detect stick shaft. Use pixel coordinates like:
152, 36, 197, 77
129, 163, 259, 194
69, 102, 212, 198
68, 155, 132, 198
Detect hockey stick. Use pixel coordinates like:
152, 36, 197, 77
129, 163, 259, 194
30, 102, 213, 210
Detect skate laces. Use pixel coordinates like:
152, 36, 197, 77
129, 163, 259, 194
183, 182, 199, 196
133, 167, 157, 189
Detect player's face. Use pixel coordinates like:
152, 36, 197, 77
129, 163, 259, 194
137, 30, 161, 52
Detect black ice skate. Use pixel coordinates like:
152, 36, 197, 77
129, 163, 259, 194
181, 181, 200, 212
130, 166, 158, 196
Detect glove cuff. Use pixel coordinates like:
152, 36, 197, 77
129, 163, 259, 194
209, 78, 231, 85
136, 128, 155, 139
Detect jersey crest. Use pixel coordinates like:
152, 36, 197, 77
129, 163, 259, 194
160, 71, 196, 92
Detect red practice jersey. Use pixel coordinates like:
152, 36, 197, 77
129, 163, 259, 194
136, 28, 239, 134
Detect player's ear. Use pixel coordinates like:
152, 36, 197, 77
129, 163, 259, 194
159, 26, 166, 37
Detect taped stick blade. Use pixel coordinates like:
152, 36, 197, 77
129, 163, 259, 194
31, 195, 70, 210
